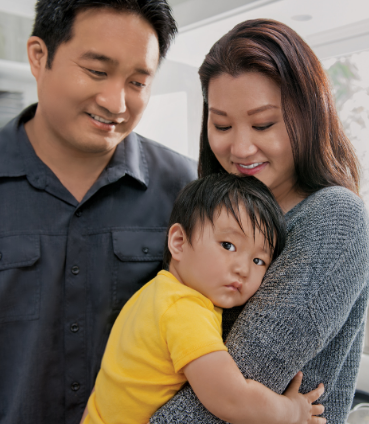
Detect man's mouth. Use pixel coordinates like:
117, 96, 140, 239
88, 113, 116, 125
238, 162, 264, 169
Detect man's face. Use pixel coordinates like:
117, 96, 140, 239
36, 8, 159, 154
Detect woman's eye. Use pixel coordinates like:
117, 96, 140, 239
88, 69, 106, 77
221, 242, 236, 252
215, 125, 231, 132
253, 258, 265, 266
253, 123, 274, 131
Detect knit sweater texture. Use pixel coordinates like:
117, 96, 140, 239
150, 186, 369, 424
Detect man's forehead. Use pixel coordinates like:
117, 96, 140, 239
67, 8, 160, 64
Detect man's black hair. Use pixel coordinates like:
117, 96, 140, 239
32, 0, 177, 68
163, 174, 286, 269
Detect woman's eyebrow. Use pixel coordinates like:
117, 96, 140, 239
209, 107, 227, 116
247, 104, 279, 116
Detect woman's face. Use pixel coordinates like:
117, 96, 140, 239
207, 72, 296, 203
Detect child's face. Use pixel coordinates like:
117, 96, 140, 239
169, 207, 272, 308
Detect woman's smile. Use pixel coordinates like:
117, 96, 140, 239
236, 162, 268, 176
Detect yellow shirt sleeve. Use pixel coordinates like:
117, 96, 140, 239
160, 296, 228, 373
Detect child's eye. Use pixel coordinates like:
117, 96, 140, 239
221, 242, 236, 252
253, 258, 265, 266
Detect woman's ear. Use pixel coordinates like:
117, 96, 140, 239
167, 223, 187, 262
27, 36, 48, 80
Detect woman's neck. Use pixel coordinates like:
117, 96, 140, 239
274, 185, 307, 214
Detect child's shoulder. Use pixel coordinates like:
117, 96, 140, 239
150, 270, 215, 312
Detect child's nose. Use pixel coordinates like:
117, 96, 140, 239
234, 260, 249, 278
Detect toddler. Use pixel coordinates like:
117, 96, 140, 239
83, 174, 325, 424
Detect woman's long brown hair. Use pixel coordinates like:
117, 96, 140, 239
198, 19, 360, 195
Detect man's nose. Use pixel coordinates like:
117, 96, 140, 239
96, 81, 127, 116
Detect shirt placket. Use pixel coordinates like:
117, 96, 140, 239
64, 208, 88, 423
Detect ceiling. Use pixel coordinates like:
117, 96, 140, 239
0, 0, 368, 67
167, 0, 369, 66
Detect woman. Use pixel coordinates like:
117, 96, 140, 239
150, 19, 369, 424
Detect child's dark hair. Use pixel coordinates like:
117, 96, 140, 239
32, 0, 177, 68
163, 174, 286, 269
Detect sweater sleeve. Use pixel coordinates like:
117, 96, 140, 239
150, 187, 369, 424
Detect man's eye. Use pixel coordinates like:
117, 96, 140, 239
253, 258, 265, 266
87, 69, 106, 77
215, 125, 231, 132
131, 81, 146, 88
252, 123, 274, 131
221, 242, 236, 252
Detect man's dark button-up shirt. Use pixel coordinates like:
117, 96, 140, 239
0, 105, 197, 424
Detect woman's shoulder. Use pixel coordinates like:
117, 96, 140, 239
285, 186, 369, 256
287, 186, 367, 228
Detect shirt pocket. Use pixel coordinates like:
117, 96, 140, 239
0, 234, 41, 323
111, 228, 167, 311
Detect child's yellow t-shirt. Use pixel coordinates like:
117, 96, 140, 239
85, 270, 227, 424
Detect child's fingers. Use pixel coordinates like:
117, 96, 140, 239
285, 371, 303, 394
310, 416, 326, 424
311, 404, 325, 416
304, 383, 325, 403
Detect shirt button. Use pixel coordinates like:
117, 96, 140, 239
142, 247, 149, 254
71, 266, 80, 275
70, 323, 79, 333
75, 210, 82, 217
71, 382, 80, 392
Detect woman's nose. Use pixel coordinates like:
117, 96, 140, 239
231, 129, 258, 158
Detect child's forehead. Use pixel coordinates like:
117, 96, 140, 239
194, 206, 272, 255
196, 205, 253, 236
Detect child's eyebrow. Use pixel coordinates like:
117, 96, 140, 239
216, 227, 247, 237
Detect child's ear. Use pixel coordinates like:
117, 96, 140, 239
168, 223, 187, 262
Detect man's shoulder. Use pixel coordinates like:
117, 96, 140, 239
0, 116, 24, 177
135, 132, 197, 183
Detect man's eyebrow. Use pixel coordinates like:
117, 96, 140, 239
209, 107, 227, 116
80, 51, 118, 65
247, 104, 279, 116
79, 51, 153, 76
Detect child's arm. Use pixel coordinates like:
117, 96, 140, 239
79, 387, 94, 424
183, 351, 325, 424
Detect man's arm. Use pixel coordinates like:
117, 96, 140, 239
183, 351, 324, 424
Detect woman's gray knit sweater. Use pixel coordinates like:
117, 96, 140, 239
150, 186, 369, 424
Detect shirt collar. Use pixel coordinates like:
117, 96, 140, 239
107, 131, 149, 188
0, 104, 149, 188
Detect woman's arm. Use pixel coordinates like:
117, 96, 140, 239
150, 188, 369, 423
183, 351, 324, 424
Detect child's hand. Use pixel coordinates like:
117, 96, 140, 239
283, 371, 326, 424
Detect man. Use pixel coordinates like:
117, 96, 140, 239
0, 1, 196, 423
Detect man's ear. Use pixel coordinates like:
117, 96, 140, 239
167, 223, 187, 262
27, 36, 48, 81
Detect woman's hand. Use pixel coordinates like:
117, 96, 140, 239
283, 372, 325, 424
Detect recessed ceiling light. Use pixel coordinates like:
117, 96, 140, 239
291, 14, 313, 21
